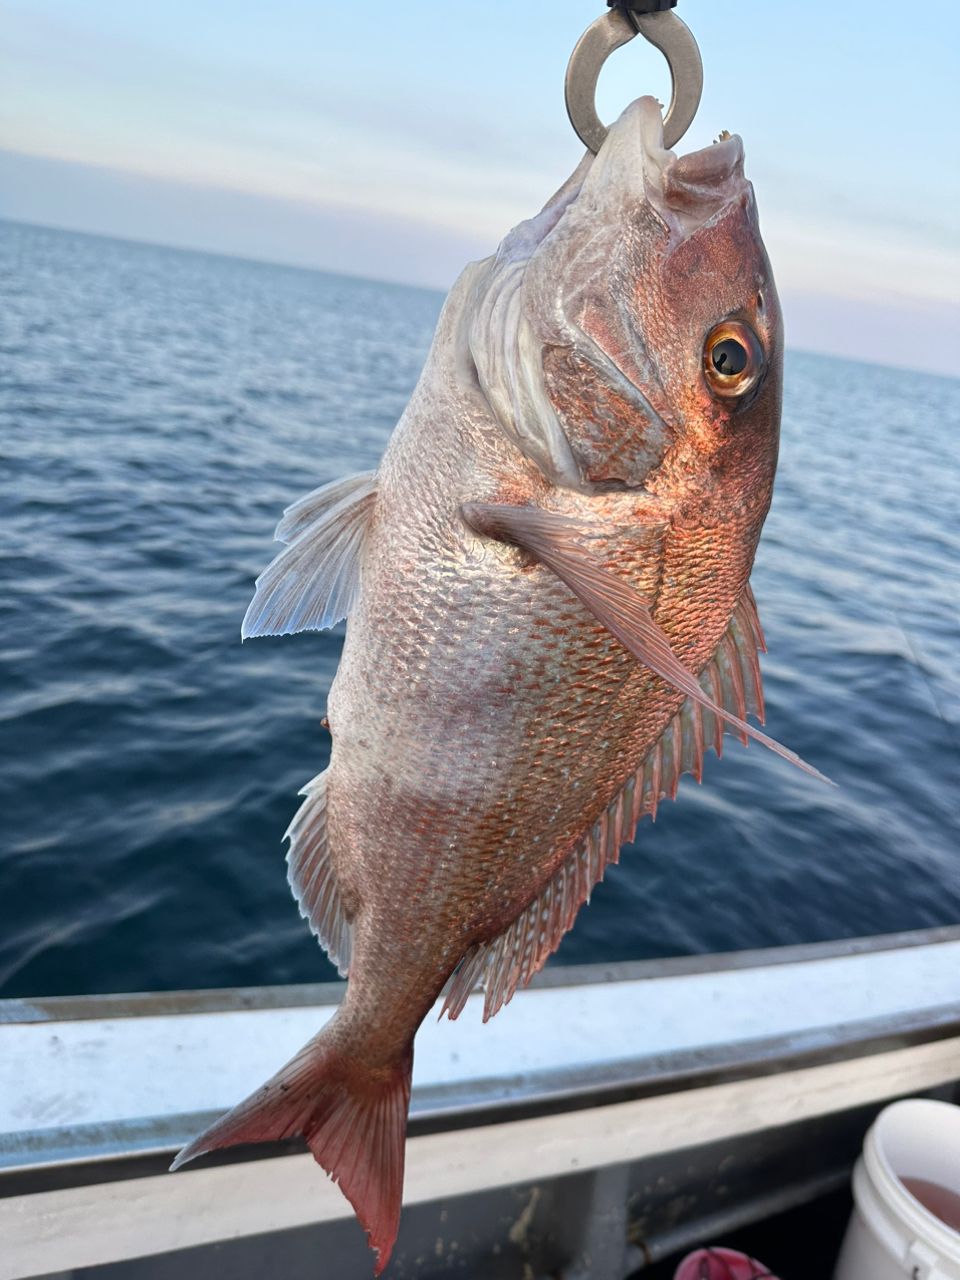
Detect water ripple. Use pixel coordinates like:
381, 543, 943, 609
1, 219, 958, 998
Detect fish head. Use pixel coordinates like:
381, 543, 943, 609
470, 96, 783, 514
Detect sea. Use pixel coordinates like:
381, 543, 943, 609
1, 218, 958, 1000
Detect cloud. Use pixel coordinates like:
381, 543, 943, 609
0, 148, 485, 290
3, 147, 956, 378
781, 288, 958, 379
4, 0, 957, 357
763, 208, 960, 309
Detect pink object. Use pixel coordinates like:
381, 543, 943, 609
674, 1247, 780, 1280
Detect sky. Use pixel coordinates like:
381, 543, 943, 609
1, 1, 958, 375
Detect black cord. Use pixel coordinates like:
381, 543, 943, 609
606, 0, 677, 33
607, 0, 678, 15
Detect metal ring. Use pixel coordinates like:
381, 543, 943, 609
564, 8, 703, 154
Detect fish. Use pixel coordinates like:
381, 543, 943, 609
171, 96, 827, 1272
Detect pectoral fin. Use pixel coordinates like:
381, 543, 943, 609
242, 471, 377, 639
462, 501, 830, 785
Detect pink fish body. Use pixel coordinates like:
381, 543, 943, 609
173, 98, 824, 1272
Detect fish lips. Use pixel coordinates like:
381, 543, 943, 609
585, 95, 749, 239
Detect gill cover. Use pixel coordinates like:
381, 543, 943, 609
468, 97, 764, 490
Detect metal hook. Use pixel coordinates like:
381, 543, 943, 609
564, 7, 703, 154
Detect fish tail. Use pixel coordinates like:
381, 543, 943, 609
170, 1021, 413, 1275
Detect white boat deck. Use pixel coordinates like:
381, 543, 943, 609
1, 931, 958, 1280
2, 931, 959, 1143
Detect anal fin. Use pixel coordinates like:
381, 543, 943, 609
285, 770, 353, 975
442, 587, 783, 1023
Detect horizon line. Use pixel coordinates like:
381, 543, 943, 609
4, 214, 957, 386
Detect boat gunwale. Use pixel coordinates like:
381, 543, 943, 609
3, 924, 958, 1025
3, 998, 959, 1194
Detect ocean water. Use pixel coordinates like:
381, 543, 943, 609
1, 218, 958, 1000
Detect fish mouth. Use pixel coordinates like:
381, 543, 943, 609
593, 96, 749, 236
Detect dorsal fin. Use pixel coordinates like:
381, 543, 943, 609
442, 588, 766, 1022
242, 470, 377, 639
285, 770, 353, 975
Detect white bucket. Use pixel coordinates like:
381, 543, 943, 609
834, 1098, 960, 1280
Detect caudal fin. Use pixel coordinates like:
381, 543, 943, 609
171, 1027, 413, 1275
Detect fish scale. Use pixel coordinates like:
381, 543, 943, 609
171, 97, 829, 1273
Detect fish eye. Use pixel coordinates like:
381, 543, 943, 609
703, 320, 764, 399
